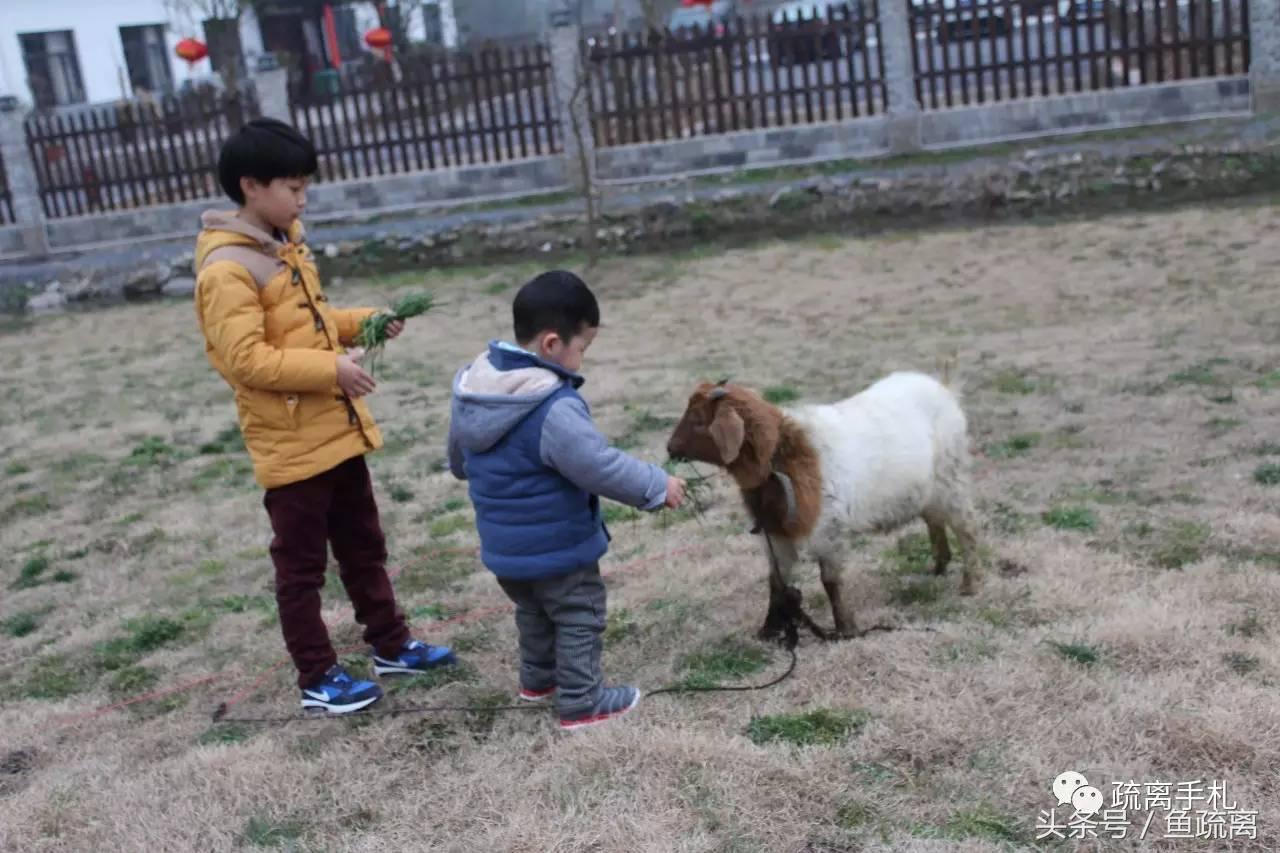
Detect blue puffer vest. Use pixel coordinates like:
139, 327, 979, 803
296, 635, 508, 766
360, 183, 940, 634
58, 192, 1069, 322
459, 349, 609, 581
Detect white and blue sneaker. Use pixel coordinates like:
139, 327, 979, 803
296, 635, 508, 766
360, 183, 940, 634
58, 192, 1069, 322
300, 664, 383, 715
372, 639, 457, 677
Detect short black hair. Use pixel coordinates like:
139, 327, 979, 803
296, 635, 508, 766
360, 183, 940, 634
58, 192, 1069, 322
513, 270, 600, 346
217, 119, 318, 204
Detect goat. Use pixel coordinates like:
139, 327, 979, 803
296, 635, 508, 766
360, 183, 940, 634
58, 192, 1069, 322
666, 372, 982, 641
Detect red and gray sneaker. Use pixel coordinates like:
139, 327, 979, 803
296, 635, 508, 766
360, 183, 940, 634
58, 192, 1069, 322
518, 684, 556, 703
559, 686, 641, 731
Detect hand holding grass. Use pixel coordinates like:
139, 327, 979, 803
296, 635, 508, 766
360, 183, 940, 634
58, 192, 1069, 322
354, 292, 433, 375
665, 475, 687, 509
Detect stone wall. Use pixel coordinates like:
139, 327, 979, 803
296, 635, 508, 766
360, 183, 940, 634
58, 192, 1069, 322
31, 155, 569, 254
314, 141, 1280, 278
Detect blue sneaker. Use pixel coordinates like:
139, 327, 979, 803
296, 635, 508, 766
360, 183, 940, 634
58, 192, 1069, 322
300, 665, 383, 715
372, 639, 457, 677
559, 686, 642, 731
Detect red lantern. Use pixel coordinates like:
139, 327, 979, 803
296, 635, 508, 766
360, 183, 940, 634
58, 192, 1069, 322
681, 0, 716, 6
363, 27, 393, 50
175, 37, 209, 67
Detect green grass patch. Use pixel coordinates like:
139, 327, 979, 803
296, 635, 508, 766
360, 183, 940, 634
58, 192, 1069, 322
1222, 652, 1260, 676
429, 514, 471, 539
389, 484, 415, 504
6, 494, 52, 519
1047, 640, 1100, 666
1042, 506, 1097, 531
746, 708, 870, 747
603, 608, 637, 643
107, 665, 158, 699
198, 723, 253, 746
985, 432, 1041, 459
23, 655, 90, 700
399, 548, 474, 594
1253, 463, 1280, 486
12, 554, 50, 589
940, 806, 1025, 843
762, 385, 801, 404
1169, 361, 1229, 387
198, 423, 244, 455
834, 800, 879, 829
92, 616, 187, 672
889, 577, 945, 606
603, 504, 641, 526
3, 610, 42, 637
1151, 521, 1210, 569
885, 532, 934, 574
5, 461, 30, 476
384, 661, 476, 695
435, 497, 467, 515
241, 816, 305, 848
678, 638, 770, 688
128, 436, 183, 467
191, 457, 254, 489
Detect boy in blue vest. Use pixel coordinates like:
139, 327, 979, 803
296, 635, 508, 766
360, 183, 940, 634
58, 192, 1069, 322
446, 270, 686, 730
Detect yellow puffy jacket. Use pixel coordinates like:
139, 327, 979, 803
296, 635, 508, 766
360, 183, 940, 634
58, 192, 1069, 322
194, 210, 383, 489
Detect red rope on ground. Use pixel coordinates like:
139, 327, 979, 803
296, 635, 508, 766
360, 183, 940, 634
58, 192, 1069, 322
55, 542, 718, 728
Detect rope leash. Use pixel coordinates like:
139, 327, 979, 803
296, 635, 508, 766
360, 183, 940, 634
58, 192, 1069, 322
211, 646, 802, 726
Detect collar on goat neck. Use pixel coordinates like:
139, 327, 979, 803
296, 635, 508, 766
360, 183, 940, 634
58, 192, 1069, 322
735, 416, 820, 539
749, 467, 798, 534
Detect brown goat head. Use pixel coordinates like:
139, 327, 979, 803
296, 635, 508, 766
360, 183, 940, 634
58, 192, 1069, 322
667, 382, 782, 488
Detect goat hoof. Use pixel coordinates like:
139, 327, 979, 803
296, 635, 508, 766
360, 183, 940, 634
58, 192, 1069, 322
930, 562, 949, 576
959, 581, 977, 597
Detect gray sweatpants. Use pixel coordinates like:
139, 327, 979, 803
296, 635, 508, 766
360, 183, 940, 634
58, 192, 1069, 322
497, 564, 606, 717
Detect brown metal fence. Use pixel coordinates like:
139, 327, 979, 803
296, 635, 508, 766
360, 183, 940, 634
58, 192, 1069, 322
0, 150, 13, 224
909, 0, 1250, 110
289, 46, 561, 181
23, 90, 259, 219
587, 2, 885, 148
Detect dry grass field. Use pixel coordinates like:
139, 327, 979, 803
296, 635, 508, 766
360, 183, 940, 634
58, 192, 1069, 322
2, 201, 1280, 852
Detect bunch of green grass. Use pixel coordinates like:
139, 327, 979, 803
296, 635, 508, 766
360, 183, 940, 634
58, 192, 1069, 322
355, 292, 434, 374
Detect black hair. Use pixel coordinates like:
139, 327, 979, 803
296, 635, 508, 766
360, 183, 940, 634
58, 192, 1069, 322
513, 270, 600, 346
217, 118, 318, 204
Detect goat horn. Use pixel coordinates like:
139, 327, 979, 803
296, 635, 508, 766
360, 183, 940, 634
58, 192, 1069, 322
715, 376, 731, 386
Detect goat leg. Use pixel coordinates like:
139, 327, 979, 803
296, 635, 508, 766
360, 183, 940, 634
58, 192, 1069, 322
757, 575, 791, 644
783, 584, 832, 642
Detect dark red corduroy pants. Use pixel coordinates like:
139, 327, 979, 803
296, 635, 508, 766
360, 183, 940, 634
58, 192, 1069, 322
263, 455, 410, 688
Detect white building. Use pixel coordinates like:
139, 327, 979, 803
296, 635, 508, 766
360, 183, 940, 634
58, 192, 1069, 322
0, 1, 458, 110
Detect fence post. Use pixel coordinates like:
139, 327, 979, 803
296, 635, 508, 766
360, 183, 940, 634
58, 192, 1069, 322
252, 68, 291, 123
879, 0, 922, 153
547, 14, 595, 192
1251, 0, 1280, 113
0, 107, 49, 258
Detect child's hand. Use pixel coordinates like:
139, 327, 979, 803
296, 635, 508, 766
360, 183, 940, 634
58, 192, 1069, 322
337, 351, 376, 398
665, 476, 687, 509
384, 316, 405, 340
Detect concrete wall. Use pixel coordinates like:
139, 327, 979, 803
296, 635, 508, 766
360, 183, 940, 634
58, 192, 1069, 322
34, 155, 569, 253
918, 77, 1252, 149
597, 118, 891, 180
594, 76, 1251, 182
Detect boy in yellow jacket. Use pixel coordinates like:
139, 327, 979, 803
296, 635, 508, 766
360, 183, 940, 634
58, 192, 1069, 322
194, 119, 455, 714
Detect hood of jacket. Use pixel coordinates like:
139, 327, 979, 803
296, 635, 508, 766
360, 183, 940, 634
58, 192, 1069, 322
450, 341, 585, 454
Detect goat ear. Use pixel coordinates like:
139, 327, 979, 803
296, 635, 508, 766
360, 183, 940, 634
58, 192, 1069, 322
709, 405, 746, 465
